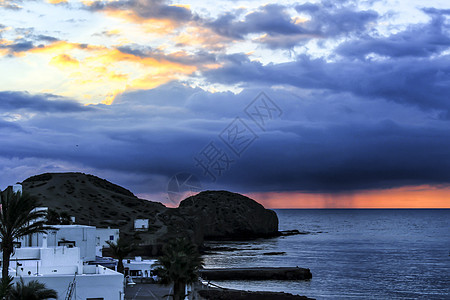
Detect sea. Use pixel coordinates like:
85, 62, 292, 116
202, 209, 450, 299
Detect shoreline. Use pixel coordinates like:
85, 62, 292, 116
194, 281, 315, 300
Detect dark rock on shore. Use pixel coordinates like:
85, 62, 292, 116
199, 267, 312, 281
179, 191, 279, 240
263, 251, 286, 255
198, 289, 315, 300
201, 246, 242, 252
278, 230, 312, 236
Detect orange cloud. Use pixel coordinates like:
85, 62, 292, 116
28, 41, 91, 55
247, 185, 450, 209
50, 54, 79, 68
20, 40, 203, 104
0, 39, 10, 56
2, 32, 225, 104
103, 9, 180, 34
174, 27, 235, 50
104, 29, 121, 36
47, 0, 68, 3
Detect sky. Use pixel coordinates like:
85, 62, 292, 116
0, 0, 449, 208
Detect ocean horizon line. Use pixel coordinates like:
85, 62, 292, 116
272, 207, 450, 210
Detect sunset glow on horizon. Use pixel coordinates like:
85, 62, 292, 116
247, 185, 450, 209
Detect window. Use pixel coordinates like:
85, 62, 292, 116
129, 270, 142, 276
109, 235, 114, 241
58, 240, 76, 248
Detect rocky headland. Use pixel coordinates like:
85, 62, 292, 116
21, 172, 279, 255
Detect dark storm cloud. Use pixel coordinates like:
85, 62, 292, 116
0, 83, 448, 196
207, 5, 306, 39
0, 32, 61, 55
0, 91, 93, 113
86, 0, 193, 23
0, 119, 24, 132
220, 120, 450, 192
294, 2, 378, 37
205, 2, 378, 49
116, 45, 217, 66
115, 45, 152, 58
203, 52, 450, 117
336, 8, 450, 58
2, 41, 35, 52
35, 34, 59, 42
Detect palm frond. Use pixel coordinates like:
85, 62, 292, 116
9, 278, 57, 300
0, 191, 56, 277
154, 238, 204, 286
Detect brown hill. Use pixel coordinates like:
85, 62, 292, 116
22, 173, 169, 245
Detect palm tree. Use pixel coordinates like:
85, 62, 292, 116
106, 238, 135, 274
59, 212, 73, 225
0, 189, 54, 279
9, 278, 57, 299
154, 238, 203, 300
0, 275, 13, 299
46, 209, 73, 225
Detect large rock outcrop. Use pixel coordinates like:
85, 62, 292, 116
179, 191, 279, 240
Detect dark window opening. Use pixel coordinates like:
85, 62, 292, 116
58, 240, 76, 248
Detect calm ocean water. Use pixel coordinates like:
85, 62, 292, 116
202, 209, 450, 299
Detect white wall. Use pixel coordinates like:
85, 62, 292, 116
123, 259, 157, 278
96, 228, 120, 247
134, 219, 149, 231
10, 247, 82, 277
20, 225, 97, 262
51, 226, 97, 261
16, 267, 124, 300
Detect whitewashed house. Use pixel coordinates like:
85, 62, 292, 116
96, 227, 120, 247
123, 256, 157, 278
95, 227, 120, 256
19, 225, 97, 262
8, 239, 124, 300
134, 219, 149, 231
18, 225, 121, 261
1, 184, 125, 299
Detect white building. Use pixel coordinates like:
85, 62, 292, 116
18, 225, 120, 262
95, 227, 120, 257
134, 219, 149, 231
96, 227, 120, 248
9, 244, 124, 300
123, 256, 157, 278
12, 184, 22, 194
19, 225, 97, 262
1, 187, 125, 299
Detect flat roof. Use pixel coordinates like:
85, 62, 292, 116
52, 225, 96, 229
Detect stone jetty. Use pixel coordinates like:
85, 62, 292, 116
199, 267, 312, 280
